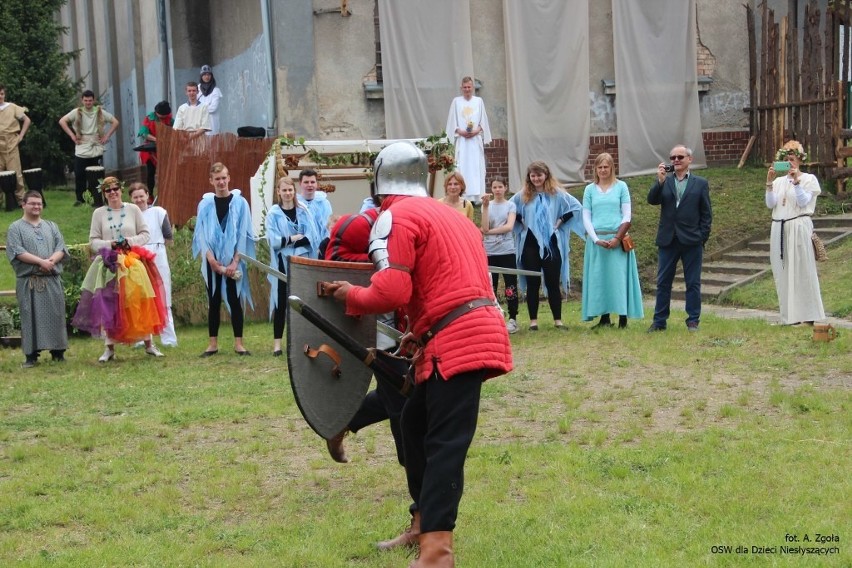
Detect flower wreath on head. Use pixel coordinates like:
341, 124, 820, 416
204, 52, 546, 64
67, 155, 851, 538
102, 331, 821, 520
774, 143, 807, 162
98, 176, 128, 194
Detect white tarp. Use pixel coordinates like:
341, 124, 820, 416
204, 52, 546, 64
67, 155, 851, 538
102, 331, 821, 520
378, 0, 473, 139
503, 0, 590, 185
613, 0, 706, 175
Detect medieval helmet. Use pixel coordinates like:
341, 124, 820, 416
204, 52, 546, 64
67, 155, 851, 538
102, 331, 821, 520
373, 141, 428, 197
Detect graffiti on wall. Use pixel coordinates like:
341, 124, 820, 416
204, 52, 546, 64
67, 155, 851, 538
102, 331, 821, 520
219, 35, 272, 133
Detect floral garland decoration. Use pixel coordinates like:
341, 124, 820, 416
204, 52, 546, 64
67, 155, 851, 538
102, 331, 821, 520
774, 145, 808, 162
414, 131, 456, 174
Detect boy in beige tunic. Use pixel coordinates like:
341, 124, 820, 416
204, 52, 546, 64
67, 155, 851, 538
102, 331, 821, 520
58, 90, 119, 206
0, 85, 32, 206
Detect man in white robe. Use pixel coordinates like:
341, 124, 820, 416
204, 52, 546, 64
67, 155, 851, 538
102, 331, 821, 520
446, 76, 492, 203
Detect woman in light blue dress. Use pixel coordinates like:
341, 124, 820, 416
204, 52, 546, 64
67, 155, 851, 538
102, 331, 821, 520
581, 153, 643, 328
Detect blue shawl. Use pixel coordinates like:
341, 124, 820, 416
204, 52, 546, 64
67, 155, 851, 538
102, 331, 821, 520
191, 190, 256, 310
510, 189, 585, 294
265, 203, 320, 316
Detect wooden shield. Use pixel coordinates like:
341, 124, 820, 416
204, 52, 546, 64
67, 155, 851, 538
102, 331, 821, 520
286, 256, 377, 439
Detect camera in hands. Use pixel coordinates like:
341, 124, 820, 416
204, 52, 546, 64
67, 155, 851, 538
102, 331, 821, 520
772, 161, 791, 173
663, 164, 675, 173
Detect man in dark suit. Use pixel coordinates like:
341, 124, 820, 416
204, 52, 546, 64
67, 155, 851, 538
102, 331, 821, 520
647, 144, 712, 332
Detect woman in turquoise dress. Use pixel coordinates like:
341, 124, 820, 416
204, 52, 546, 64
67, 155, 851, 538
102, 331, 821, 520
581, 153, 643, 328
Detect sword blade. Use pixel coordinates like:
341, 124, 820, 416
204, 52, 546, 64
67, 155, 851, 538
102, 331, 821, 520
377, 320, 404, 342
242, 255, 537, 286
488, 265, 542, 277
245, 255, 404, 341
289, 295, 369, 361
239, 253, 287, 283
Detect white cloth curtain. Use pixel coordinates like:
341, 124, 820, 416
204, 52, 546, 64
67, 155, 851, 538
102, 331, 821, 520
378, 0, 473, 139
503, 0, 590, 186
613, 0, 706, 175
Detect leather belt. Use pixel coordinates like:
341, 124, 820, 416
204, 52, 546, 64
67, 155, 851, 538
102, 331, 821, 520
419, 297, 495, 347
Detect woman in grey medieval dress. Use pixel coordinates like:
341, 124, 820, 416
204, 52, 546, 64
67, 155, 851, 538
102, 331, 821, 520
5, 190, 69, 367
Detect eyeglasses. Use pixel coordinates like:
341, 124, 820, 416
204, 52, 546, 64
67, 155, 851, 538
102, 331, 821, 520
669, 155, 688, 161
104, 187, 121, 194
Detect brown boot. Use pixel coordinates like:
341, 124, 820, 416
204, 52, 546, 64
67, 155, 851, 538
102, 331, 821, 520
409, 531, 453, 567
325, 430, 349, 463
377, 511, 420, 551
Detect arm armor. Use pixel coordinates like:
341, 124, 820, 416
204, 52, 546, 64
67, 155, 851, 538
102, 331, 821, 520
368, 210, 393, 271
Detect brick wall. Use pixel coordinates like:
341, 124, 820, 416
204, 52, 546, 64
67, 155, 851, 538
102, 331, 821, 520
485, 129, 750, 182
484, 138, 509, 185
700, 130, 751, 166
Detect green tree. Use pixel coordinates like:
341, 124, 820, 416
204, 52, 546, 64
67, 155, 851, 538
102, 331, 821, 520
0, 0, 80, 183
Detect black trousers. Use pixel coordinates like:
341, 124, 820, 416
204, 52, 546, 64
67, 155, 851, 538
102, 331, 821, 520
402, 369, 484, 533
74, 155, 104, 205
271, 254, 288, 339
205, 265, 244, 338
487, 252, 519, 320
521, 232, 562, 320
348, 379, 407, 466
145, 161, 157, 197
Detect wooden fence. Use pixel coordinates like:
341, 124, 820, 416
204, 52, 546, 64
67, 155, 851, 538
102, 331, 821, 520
156, 127, 274, 227
745, 0, 847, 179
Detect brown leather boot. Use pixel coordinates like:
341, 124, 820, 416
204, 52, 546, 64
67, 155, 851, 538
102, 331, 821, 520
409, 531, 453, 567
325, 430, 349, 463
376, 511, 420, 550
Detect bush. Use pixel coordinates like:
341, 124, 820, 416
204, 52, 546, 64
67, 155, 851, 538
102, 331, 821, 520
62, 244, 91, 335
0, 303, 20, 336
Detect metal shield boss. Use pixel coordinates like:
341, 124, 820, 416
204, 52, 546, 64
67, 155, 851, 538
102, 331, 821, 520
286, 256, 376, 439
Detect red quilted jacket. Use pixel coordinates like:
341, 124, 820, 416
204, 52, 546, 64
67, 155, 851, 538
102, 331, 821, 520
346, 195, 513, 383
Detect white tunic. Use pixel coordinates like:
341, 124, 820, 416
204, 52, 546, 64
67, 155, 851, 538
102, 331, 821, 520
173, 102, 211, 132
446, 95, 492, 201
141, 206, 177, 345
766, 172, 825, 324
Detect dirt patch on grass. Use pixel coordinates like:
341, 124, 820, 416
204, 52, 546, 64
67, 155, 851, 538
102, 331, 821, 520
477, 343, 851, 447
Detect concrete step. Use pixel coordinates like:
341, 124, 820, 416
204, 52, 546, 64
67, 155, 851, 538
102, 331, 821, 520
812, 214, 852, 229
817, 227, 852, 244
721, 250, 770, 264
746, 228, 847, 252
677, 272, 747, 287
669, 283, 726, 302
656, 214, 851, 302
748, 240, 770, 252
702, 261, 768, 276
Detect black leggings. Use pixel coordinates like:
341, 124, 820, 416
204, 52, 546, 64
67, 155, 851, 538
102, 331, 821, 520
488, 253, 518, 320
272, 254, 288, 339
521, 232, 562, 320
205, 264, 244, 338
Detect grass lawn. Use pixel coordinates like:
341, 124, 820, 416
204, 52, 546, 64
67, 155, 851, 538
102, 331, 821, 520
0, 305, 849, 566
0, 172, 850, 566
